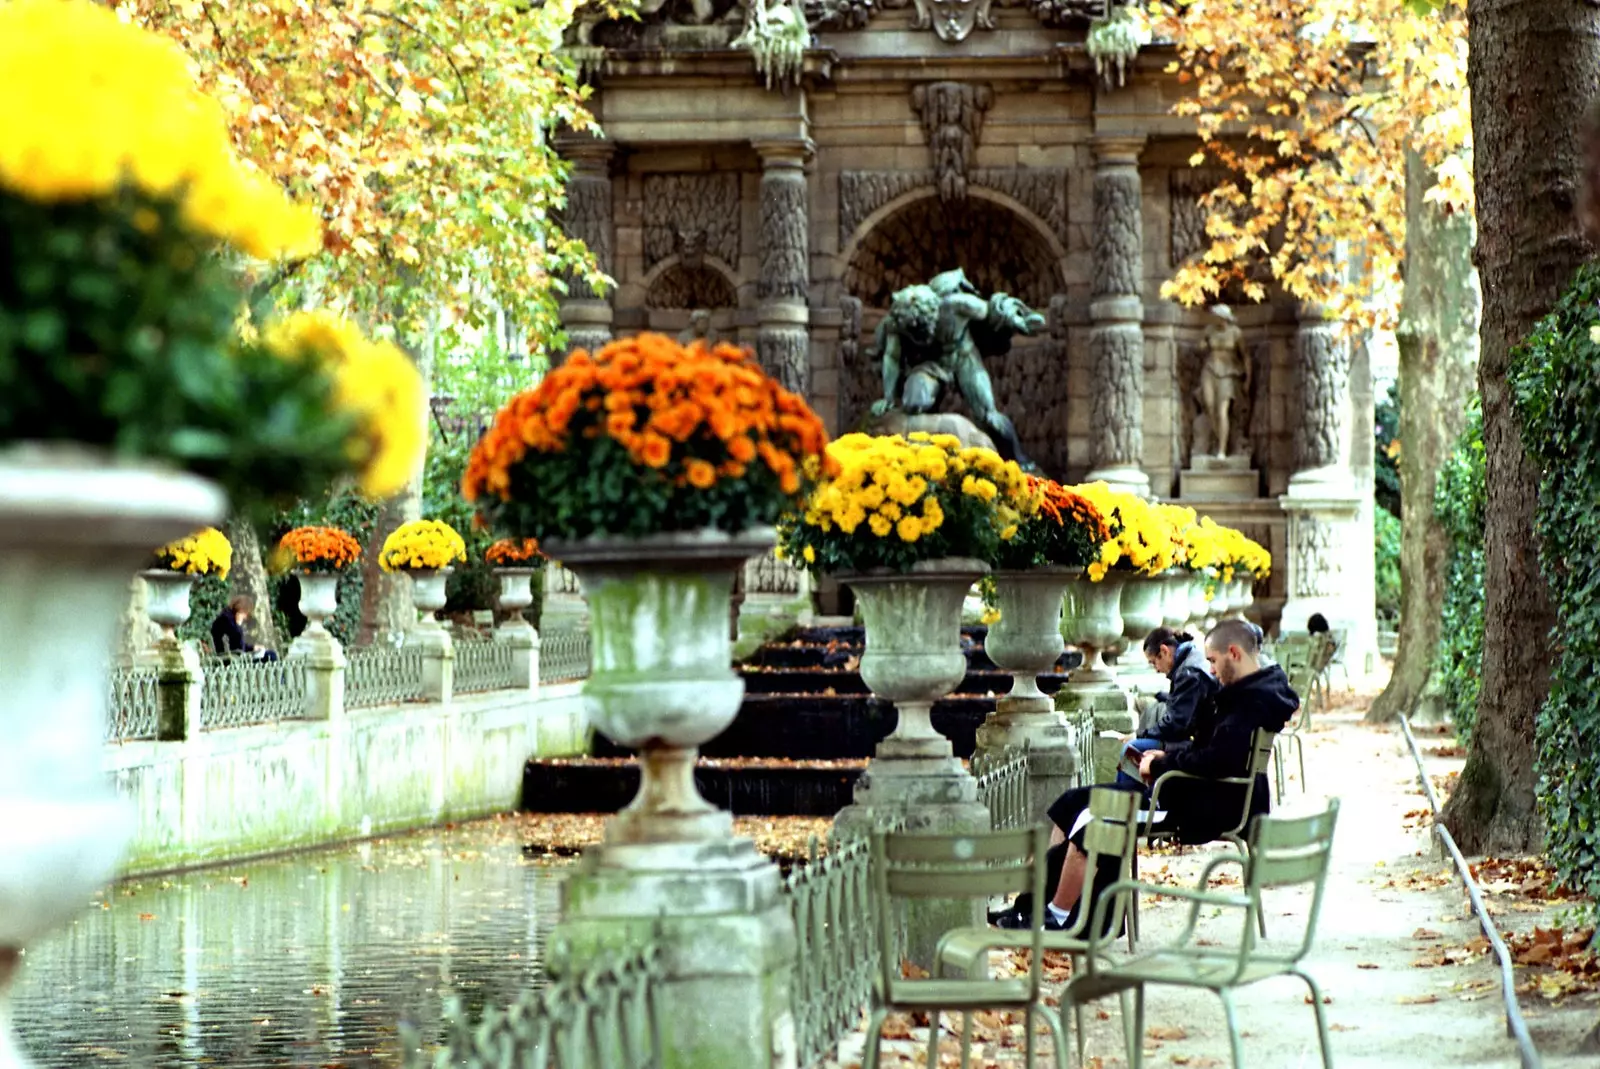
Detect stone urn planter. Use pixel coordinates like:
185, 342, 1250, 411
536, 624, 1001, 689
974, 567, 1080, 816
545, 527, 775, 845
1117, 573, 1168, 695
1231, 577, 1255, 619
1061, 572, 1127, 681
1185, 571, 1213, 632
0, 447, 224, 1065
137, 569, 197, 639
494, 567, 537, 622
403, 567, 452, 628
296, 572, 341, 636
1160, 569, 1192, 631
843, 557, 988, 761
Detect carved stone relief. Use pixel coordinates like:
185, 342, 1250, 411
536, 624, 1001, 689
757, 168, 809, 302
911, 83, 993, 202
1028, 0, 1114, 27
1089, 324, 1143, 469
1169, 168, 1225, 268
643, 174, 741, 271
838, 296, 869, 430
910, 0, 994, 42
838, 169, 1068, 251
988, 295, 1071, 476
1294, 321, 1351, 471
1174, 340, 1202, 471
758, 326, 810, 396
645, 264, 739, 310
558, 173, 613, 302
744, 547, 803, 596
841, 195, 1058, 309
1091, 165, 1142, 300
1290, 514, 1341, 599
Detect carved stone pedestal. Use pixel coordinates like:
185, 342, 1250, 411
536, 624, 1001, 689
869, 411, 997, 452
1277, 482, 1362, 642
1179, 455, 1258, 501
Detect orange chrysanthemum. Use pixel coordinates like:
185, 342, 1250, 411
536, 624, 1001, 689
462, 333, 830, 504
277, 526, 362, 573
484, 537, 544, 565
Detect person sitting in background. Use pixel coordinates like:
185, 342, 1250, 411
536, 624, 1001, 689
995, 619, 1297, 932
1113, 627, 1220, 791
210, 595, 277, 661
1307, 612, 1330, 635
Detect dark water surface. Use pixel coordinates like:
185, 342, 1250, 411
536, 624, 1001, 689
13, 817, 565, 1067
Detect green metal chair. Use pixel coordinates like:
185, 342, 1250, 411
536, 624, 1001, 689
934, 788, 1141, 1067
865, 826, 1069, 1069
1131, 728, 1278, 944
1066, 799, 1341, 1069
1275, 658, 1321, 802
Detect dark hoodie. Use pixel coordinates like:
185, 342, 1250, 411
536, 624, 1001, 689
1149, 662, 1299, 844
1138, 639, 1219, 743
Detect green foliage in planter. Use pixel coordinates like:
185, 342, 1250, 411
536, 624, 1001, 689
1431, 397, 1484, 746
177, 574, 232, 649
1374, 505, 1402, 620
1509, 263, 1600, 897
0, 188, 363, 520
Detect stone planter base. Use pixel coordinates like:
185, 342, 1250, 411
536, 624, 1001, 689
1055, 679, 1135, 783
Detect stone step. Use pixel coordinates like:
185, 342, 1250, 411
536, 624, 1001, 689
521, 756, 866, 818
589, 693, 1002, 761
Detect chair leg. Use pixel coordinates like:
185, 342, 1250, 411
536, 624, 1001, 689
1037, 999, 1070, 1069
926, 1008, 940, 1069
1295, 967, 1336, 1069
962, 1009, 976, 1069
1294, 733, 1306, 790
1273, 741, 1286, 804
1118, 989, 1136, 1067
1021, 1005, 1034, 1069
1218, 988, 1244, 1069
1129, 848, 1141, 949
862, 1006, 889, 1069
1127, 985, 1147, 1069
1073, 999, 1087, 1069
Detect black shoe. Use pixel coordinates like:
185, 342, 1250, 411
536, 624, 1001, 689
1043, 912, 1070, 932
993, 906, 1031, 929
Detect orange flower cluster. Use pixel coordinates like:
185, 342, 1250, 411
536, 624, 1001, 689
463, 333, 830, 502
277, 525, 362, 572
485, 537, 543, 565
1035, 478, 1112, 541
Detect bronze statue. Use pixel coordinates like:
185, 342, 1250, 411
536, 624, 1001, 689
868, 268, 1046, 471
1197, 304, 1251, 458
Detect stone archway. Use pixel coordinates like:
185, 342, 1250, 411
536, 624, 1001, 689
838, 193, 1072, 476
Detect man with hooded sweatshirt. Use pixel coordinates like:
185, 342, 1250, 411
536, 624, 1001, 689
995, 618, 1298, 932
1112, 627, 1219, 791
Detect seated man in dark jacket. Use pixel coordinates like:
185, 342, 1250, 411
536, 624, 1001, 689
210, 595, 277, 661
1114, 627, 1220, 790
997, 619, 1297, 931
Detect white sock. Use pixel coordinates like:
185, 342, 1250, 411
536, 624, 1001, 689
1046, 903, 1071, 924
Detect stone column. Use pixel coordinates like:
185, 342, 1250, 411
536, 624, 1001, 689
1086, 136, 1150, 495
753, 139, 813, 397
1279, 304, 1364, 645
556, 134, 616, 355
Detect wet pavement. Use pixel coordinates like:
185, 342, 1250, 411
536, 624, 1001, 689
12, 816, 565, 1068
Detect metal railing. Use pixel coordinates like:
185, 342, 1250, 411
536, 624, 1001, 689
1063, 708, 1096, 787
783, 828, 902, 1069
199, 657, 309, 730
540, 628, 592, 684
454, 637, 518, 694
973, 745, 1030, 830
107, 666, 161, 742
345, 645, 426, 709
400, 945, 663, 1069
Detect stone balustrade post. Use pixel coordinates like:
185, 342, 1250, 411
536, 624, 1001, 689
155, 639, 202, 742
753, 138, 813, 397
417, 629, 455, 705
496, 617, 539, 692
289, 628, 347, 722
1087, 135, 1150, 495
556, 133, 616, 355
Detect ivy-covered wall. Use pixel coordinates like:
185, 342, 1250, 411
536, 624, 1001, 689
1431, 398, 1485, 745
1510, 263, 1600, 897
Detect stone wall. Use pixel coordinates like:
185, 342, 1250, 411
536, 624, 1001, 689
108, 685, 587, 874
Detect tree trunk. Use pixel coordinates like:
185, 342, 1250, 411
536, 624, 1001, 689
1440, 0, 1600, 854
1367, 150, 1479, 724
226, 518, 279, 652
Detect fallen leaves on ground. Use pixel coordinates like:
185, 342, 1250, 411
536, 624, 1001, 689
1381, 867, 1454, 893
1507, 926, 1599, 1002
512, 812, 834, 860
1470, 857, 1586, 904
1400, 808, 1434, 831
1425, 744, 1466, 759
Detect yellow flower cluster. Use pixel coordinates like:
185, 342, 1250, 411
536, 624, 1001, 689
0, 0, 320, 260
1172, 511, 1231, 573
1215, 526, 1272, 581
261, 311, 426, 500
379, 519, 468, 573
1075, 483, 1183, 581
154, 526, 232, 579
804, 432, 1035, 545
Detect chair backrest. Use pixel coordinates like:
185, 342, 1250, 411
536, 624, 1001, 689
1245, 798, 1340, 960
1222, 728, 1279, 840
1060, 787, 1140, 945
870, 826, 1050, 998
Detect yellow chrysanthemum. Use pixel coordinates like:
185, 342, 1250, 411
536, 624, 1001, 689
379, 518, 468, 573
0, 0, 321, 260
154, 526, 233, 579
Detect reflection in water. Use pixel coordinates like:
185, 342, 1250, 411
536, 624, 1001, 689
13, 819, 566, 1067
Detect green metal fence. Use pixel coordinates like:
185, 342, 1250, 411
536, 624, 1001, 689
540, 627, 592, 684
972, 745, 1030, 830
1065, 708, 1096, 787
399, 945, 663, 1069
345, 644, 426, 708
782, 824, 907, 1068
107, 666, 160, 742
454, 636, 518, 694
